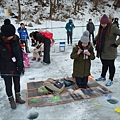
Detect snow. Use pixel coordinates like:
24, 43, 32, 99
1, 0, 120, 119
0, 21, 120, 119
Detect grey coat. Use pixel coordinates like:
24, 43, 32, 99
96, 24, 120, 59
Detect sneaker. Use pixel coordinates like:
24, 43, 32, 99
105, 80, 113, 86
96, 76, 106, 81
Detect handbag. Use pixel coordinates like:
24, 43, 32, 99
54, 81, 64, 89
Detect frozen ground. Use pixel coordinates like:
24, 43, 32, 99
0, 43, 120, 120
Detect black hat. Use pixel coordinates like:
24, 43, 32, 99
1, 24, 16, 37
4, 19, 11, 25
89, 19, 92, 21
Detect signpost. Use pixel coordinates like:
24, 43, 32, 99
0, 9, 9, 16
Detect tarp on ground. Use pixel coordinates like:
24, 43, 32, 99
26, 77, 112, 107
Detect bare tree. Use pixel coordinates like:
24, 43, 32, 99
49, 0, 53, 19
90, 0, 102, 9
18, 0, 21, 22
49, 0, 57, 19
113, 0, 120, 9
73, 0, 82, 15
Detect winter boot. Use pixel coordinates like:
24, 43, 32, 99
8, 96, 16, 109
32, 57, 36, 61
15, 93, 25, 104
37, 58, 41, 62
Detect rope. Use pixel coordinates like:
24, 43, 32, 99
27, 25, 100, 31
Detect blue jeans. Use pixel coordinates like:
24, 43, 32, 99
76, 76, 88, 88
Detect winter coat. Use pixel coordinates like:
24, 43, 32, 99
18, 27, 29, 40
113, 21, 119, 28
35, 33, 51, 63
35, 33, 51, 45
70, 44, 95, 78
95, 24, 120, 60
0, 34, 24, 77
86, 22, 95, 33
65, 20, 75, 32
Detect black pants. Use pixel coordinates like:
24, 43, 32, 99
76, 76, 88, 88
101, 59, 115, 81
3, 76, 20, 97
43, 38, 51, 64
20, 40, 30, 53
67, 31, 72, 44
89, 32, 94, 42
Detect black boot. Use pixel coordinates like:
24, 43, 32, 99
15, 93, 25, 104
8, 96, 16, 109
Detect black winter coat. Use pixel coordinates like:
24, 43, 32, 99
35, 33, 51, 63
87, 22, 95, 33
0, 34, 24, 77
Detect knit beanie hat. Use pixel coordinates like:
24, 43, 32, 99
80, 30, 89, 43
100, 14, 109, 24
4, 19, 11, 25
1, 24, 16, 37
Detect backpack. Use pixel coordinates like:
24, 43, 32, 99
43, 78, 65, 95
39, 30, 53, 40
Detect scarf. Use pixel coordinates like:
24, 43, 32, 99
96, 28, 107, 57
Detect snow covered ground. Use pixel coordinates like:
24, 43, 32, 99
0, 20, 120, 120
0, 44, 120, 120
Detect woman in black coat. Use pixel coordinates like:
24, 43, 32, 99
0, 20, 25, 109
30, 31, 51, 64
113, 18, 119, 28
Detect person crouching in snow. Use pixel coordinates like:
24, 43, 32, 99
30, 37, 43, 62
32, 41, 41, 61
20, 44, 30, 68
70, 30, 95, 89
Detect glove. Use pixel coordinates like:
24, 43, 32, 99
110, 43, 118, 48
36, 45, 41, 49
16, 67, 25, 76
68, 29, 71, 32
21, 69, 25, 76
93, 40, 96, 46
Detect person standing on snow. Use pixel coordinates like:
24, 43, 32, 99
86, 19, 95, 43
95, 14, 120, 86
65, 19, 75, 45
30, 31, 51, 65
18, 23, 30, 53
70, 30, 95, 89
0, 19, 25, 109
113, 18, 119, 28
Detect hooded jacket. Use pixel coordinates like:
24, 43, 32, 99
65, 19, 75, 32
95, 24, 120, 59
0, 34, 24, 77
18, 27, 29, 40
70, 44, 95, 78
